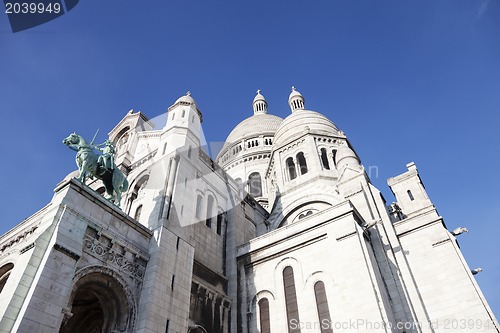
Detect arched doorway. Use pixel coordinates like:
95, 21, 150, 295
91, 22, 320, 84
60, 269, 134, 333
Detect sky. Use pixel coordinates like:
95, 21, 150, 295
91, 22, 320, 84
1, 0, 499, 319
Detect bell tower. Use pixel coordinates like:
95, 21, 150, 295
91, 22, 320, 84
162, 92, 203, 155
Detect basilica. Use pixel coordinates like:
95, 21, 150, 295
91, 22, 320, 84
0, 88, 497, 333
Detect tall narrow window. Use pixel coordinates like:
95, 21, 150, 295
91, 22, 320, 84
195, 195, 202, 218
407, 190, 414, 201
258, 298, 271, 333
321, 148, 330, 170
331, 150, 337, 167
206, 195, 214, 228
286, 157, 297, 180
248, 172, 262, 197
297, 152, 308, 175
216, 213, 223, 235
181, 110, 186, 118
134, 205, 143, 221
283, 266, 301, 333
188, 146, 192, 158
314, 281, 333, 333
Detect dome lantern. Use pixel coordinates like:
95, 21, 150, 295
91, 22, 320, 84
288, 86, 305, 112
252, 89, 268, 115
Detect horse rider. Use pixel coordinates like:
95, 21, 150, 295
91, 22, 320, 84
96, 139, 116, 171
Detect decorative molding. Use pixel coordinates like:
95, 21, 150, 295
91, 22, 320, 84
137, 131, 162, 139
129, 149, 158, 171
0, 226, 38, 253
278, 138, 305, 154
83, 235, 147, 281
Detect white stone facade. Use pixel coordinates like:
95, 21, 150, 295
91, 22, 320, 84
0, 89, 497, 333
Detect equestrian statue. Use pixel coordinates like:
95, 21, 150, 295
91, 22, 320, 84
63, 132, 129, 206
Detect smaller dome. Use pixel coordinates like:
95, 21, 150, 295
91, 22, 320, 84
335, 146, 360, 170
253, 89, 266, 103
274, 109, 339, 147
175, 91, 196, 105
289, 86, 303, 100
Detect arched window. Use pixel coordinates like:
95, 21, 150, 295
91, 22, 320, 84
286, 157, 297, 180
216, 213, 223, 235
134, 205, 143, 221
297, 152, 308, 175
206, 195, 214, 228
314, 281, 333, 333
113, 126, 130, 155
407, 190, 414, 201
126, 193, 137, 215
126, 175, 149, 216
321, 148, 330, 170
258, 298, 271, 333
283, 267, 301, 333
195, 195, 203, 218
248, 172, 262, 198
182, 109, 186, 118
0, 263, 14, 294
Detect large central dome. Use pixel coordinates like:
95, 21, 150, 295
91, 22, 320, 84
216, 91, 283, 164
225, 113, 283, 144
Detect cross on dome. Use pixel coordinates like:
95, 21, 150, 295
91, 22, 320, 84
186, 91, 191, 96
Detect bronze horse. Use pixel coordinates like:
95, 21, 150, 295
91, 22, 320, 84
63, 133, 128, 205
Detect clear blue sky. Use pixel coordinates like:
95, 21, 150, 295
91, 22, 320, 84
1, 0, 499, 318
